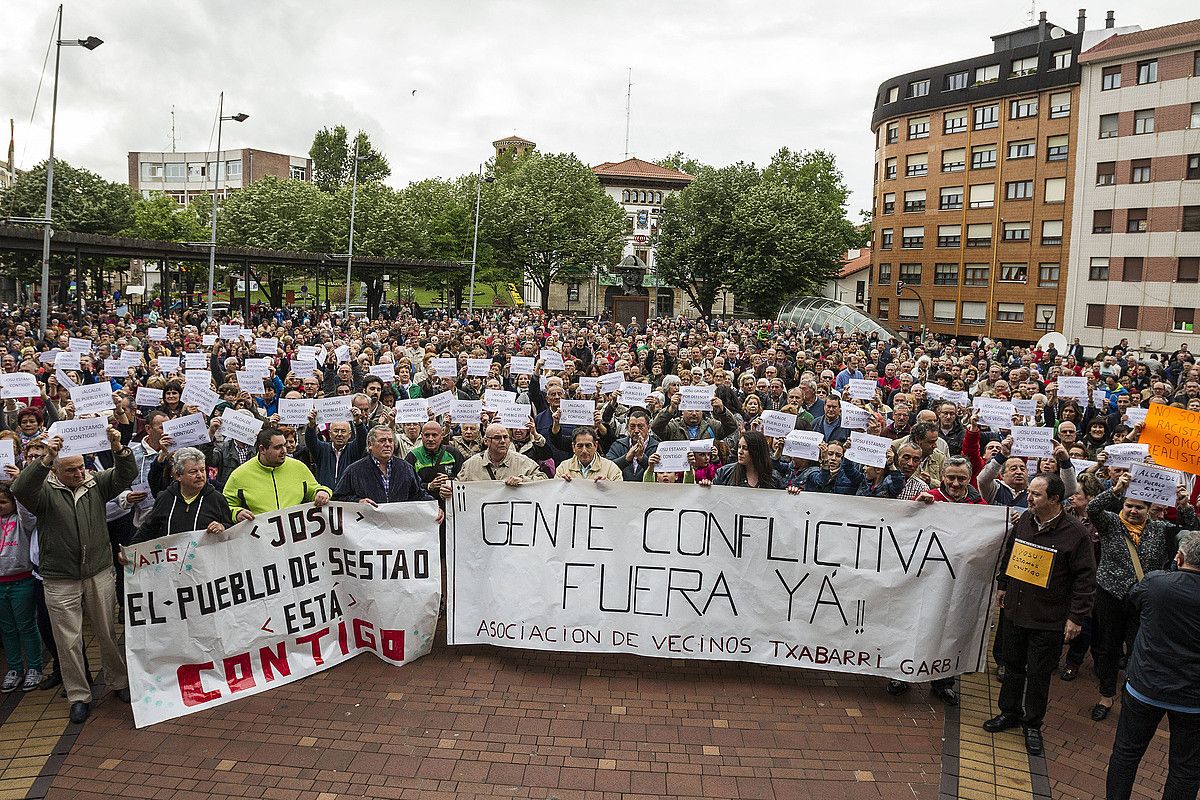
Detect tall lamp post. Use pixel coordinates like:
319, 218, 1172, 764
38, 5, 102, 338
205, 92, 249, 320
342, 139, 377, 317
467, 165, 495, 316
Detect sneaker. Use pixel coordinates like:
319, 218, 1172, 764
1, 670, 20, 693
21, 669, 41, 692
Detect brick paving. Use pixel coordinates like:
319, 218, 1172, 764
3, 623, 1174, 799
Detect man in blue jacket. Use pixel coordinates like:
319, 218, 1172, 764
333, 426, 440, 520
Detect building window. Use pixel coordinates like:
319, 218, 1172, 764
937, 225, 960, 248
932, 300, 956, 323
971, 144, 996, 169
226, 160, 242, 178
899, 263, 923, 285
934, 263, 959, 285
1044, 177, 1066, 203
621, 189, 630, 202
974, 105, 999, 130
966, 223, 992, 247
626, 216, 635, 234
877, 298, 889, 318
140, 162, 164, 179
945, 72, 969, 91
1093, 210, 1113, 233
903, 190, 926, 213
1052, 50, 1071, 70
901, 227, 924, 249
886, 87, 899, 103
187, 162, 207, 179
939, 186, 963, 210
1035, 305, 1058, 329
1003, 222, 1031, 241
1179, 258, 1200, 283
975, 65, 1000, 84
881, 229, 893, 249
1048, 91, 1071, 119
884, 157, 897, 179
961, 301, 987, 324
1196, 51, 1200, 76
1041, 220, 1063, 245
1086, 304, 1105, 327
898, 299, 920, 320
908, 79, 930, 98
164, 163, 185, 181
963, 266, 990, 287
1089, 257, 1110, 280
1137, 60, 1158, 84
1011, 56, 1038, 77
288, 163, 306, 180
1046, 135, 1069, 161
1192, 103, 1200, 129
1134, 109, 1155, 135
885, 123, 899, 144
908, 116, 930, 139
1097, 161, 1116, 185
1099, 114, 1119, 139
1008, 139, 1035, 160
1123, 257, 1144, 282
567, 283, 580, 302
1118, 306, 1140, 329
1127, 208, 1148, 232
877, 262, 892, 284
1189, 155, 1200, 180
1102, 66, 1121, 90
999, 263, 1028, 283
1174, 308, 1195, 333
942, 148, 966, 172
944, 109, 968, 134
1131, 159, 1151, 183
1184, 206, 1200, 232
1006, 180, 1033, 200
905, 153, 928, 177
968, 184, 994, 209
1011, 97, 1038, 119
997, 302, 1025, 322
882, 192, 895, 214
1038, 263, 1060, 288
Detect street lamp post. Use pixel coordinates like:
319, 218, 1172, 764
39, 4, 102, 339
206, 92, 249, 320
344, 138, 364, 318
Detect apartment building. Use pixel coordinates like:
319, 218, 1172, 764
1063, 19, 1200, 353
869, 12, 1096, 341
127, 148, 312, 205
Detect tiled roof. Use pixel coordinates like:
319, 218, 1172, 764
493, 135, 536, 147
837, 247, 872, 278
591, 158, 694, 183
1080, 18, 1200, 61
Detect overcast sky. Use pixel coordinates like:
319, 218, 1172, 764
4, 1, 1194, 219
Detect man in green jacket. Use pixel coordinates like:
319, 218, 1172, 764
224, 427, 331, 521
12, 426, 136, 725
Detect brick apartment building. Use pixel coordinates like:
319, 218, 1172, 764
1063, 19, 1200, 354
869, 12, 1095, 341
127, 148, 312, 205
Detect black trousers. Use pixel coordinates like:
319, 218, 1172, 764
1063, 613, 1096, 668
1106, 689, 1200, 800
998, 615, 1061, 729
1095, 588, 1139, 698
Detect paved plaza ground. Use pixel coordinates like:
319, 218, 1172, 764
0, 620, 1174, 800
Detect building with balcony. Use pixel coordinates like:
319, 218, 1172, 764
126, 147, 312, 205
869, 11, 1101, 341
1063, 18, 1200, 354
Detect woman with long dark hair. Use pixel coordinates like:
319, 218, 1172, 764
714, 430, 782, 489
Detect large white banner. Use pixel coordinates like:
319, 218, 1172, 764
123, 501, 441, 727
448, 482, 1008, 680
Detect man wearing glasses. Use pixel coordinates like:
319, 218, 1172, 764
458, 423, 548, 485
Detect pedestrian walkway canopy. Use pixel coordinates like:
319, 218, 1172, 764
776, 296, 897, 338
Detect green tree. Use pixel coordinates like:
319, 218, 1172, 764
655, 152, 706, 177
308, 125, 391, 193
481, 152, 625, 311
653, 162, 760, 319
322, 182, 421, 312
123, 194, 207, 242
732, 148, 867, 317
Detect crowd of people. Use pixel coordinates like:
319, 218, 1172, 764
0, 299, 1196, 799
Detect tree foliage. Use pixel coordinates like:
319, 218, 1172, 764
308, 125, 391, 193
654, 148, 866, 318
3, 159, 136, 234
481, 152, 626, 311
122, 194, 207, 242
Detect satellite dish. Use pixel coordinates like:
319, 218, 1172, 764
1049, 26, 1066, 39
1037, 331, 1068, 352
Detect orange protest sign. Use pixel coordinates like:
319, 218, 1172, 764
1005, 539, 1055, 588
1138, 404, 1200, 475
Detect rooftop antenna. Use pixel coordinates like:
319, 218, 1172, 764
1028, 0, 1036, 24
170, 105, 177, 152
623, 68, 632, 160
